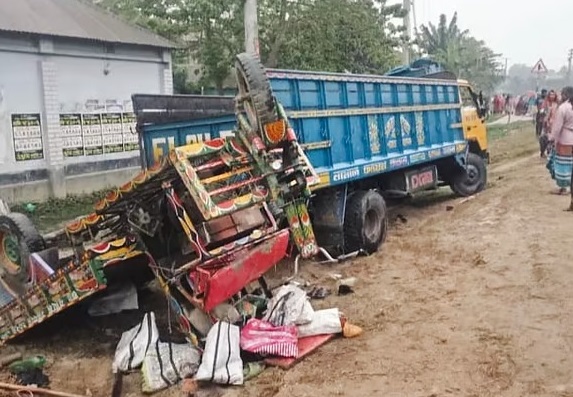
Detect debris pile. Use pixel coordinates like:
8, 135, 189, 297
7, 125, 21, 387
110, 283, 362, 394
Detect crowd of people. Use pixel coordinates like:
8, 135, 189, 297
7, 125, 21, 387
491, 92, 538, 117
536, 87, 573, 211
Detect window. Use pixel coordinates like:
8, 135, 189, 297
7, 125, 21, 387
459, 86, 476, 108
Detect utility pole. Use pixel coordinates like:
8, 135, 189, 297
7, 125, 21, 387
504, 58, 508, 78
244, 0, 259, 56
568, 49, 573, 84
402, 0, 411, 65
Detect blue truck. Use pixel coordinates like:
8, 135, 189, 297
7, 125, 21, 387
133, 60, 487, 256
0, 54, 489, 344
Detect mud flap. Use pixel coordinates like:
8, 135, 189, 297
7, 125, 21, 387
308, 186, 347, 256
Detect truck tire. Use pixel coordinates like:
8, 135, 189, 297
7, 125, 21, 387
450, 153, 488, 197
344, 190, 388, 254
0, 213, 46, 294
235, 52, 278, 131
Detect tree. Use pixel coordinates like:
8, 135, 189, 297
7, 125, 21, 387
416, 13, 503, 93
266, 0, 404, 74
95, 0, 407, 92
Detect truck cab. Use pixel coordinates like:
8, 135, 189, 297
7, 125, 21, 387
458, 79, 488, 162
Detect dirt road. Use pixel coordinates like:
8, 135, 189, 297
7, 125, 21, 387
229, 128, 573, 397
6, 126, 573, 397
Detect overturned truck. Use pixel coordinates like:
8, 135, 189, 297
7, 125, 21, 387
0, 53, 487, 345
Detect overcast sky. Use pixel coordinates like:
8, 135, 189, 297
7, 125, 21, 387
393, 0, 571, 70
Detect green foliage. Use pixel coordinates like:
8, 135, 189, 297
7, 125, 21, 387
416, 12, 503, 93
95, 0, 405, 91
10, 191, 109, 232
275, 0, 403, 74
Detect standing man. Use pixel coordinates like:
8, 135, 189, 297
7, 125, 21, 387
548, 86, 573, 195
536, 89, 548, 137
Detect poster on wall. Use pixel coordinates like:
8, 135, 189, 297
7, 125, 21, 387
11, 114, 44, 162
101, 113, 124, 153
60, 114, 84, 157
81, 114, 103, 156
122, 112, 139, 151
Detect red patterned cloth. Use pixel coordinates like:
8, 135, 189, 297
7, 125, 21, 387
240, 318, 298, 358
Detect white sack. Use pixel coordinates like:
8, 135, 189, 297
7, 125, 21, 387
112, 312, 159, 373
297, 308, 343, 338
141, 341, 201, 393
263, 285, 314, 326
195, 321, 243, 385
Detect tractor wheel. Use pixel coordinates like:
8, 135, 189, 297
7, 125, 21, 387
450, 152, 488, 197
0, 213, 45, 294
343, 190, 388, 254
235, 52, 278, 131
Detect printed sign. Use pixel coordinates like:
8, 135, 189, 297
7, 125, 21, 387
81, 114, 103, 155
101, 113, 124, 153
11, 114, 44, 161
122, 112, 139, 151
60, 114, 84, 157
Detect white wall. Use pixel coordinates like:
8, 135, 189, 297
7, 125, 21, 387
55, 56, 163, 164
0, 52, 45, 171
0, 32, 173, 199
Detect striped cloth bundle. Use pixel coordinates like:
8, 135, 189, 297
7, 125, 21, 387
240, 318, 298, 358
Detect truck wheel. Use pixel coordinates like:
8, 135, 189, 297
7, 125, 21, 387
235, 52, 278, 131
0, 213, 45, 294
344, 190, 388, 254
450, 153, 488, 197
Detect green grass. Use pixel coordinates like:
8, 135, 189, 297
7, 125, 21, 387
487, 120, 534, 141
10, 191, 108, 233
486, 113, 505, 123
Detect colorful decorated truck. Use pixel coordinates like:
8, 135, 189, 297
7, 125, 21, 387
0, 54, 487, 344
138, 60, 488, 255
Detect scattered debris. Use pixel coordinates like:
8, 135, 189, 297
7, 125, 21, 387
337, 277, 357, 295
342, 321, 363, 338
307, 286, 330, 299
7, 355, 49, 387
87, 282, 138, 317
396, 214, 408, 224
459, 195, 477, 205
0, 382, 89, 397
243, 362, 265, 381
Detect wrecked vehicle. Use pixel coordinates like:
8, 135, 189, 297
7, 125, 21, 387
0, 53, 487, 345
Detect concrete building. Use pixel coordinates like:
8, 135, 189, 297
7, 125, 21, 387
0, 0, 176, 202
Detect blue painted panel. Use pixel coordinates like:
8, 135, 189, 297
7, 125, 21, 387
139, 68, 467, 189
141, 115, 235, 166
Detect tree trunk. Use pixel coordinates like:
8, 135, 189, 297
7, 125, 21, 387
265, 0, 289, 68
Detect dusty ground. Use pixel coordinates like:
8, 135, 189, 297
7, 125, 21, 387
5, 123, 573, 397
